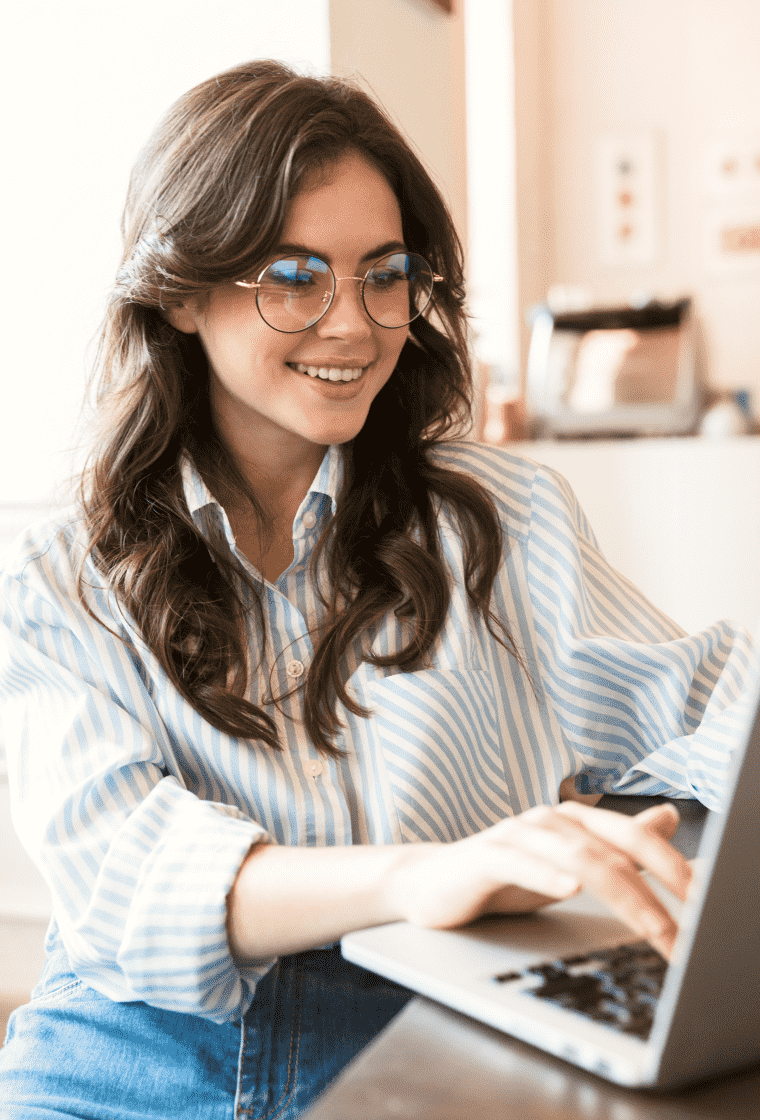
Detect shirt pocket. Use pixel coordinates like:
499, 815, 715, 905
365, 669, 514, 843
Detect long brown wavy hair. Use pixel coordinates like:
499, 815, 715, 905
80, 59, 518, 756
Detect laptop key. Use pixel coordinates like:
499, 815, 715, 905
494, 940, 668, 1041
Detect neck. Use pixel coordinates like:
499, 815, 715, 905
218, 441, 329, 537
204, 439, 329, 583
213, 419, 328, 527
234, 448, 325, 527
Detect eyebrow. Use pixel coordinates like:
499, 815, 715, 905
273, 240, 409, 265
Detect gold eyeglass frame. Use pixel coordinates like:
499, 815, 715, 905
234, 251, 443, 333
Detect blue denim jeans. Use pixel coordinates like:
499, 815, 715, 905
0, 932, 411, 1119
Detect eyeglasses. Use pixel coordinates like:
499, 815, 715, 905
234, 251, 442, 333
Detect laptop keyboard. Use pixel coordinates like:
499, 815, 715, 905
494, 940, 668, 1041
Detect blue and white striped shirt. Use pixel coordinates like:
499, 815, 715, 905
0, 443, 753, 1023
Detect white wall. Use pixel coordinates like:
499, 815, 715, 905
464, 0, 520, 387
523, 437, 760, 637
2, 0, 330, 507
330, 0, 468, 249
0, 778, 52, 997
516, 0, 760, 401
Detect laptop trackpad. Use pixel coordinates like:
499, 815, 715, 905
461, 901, 635, 970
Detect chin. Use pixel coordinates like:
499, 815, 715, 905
308, 429, 362, 448
302, 418, 369, 446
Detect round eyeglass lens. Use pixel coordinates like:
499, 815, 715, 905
363, 252, 434, 328
255, 255, 333, 333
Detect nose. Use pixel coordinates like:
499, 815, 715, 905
316, 276, 373, 340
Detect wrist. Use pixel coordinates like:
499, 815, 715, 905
227, 840, 434, 961
380, 841, 441, 924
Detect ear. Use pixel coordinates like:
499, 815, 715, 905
165, 301, 200, 334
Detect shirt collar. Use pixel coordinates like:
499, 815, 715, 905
180, 454, 218, 519
180, 444, 344, 522
306, 443, 343, 515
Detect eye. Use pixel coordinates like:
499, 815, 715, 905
366, 266, 406, 290
265, 262, 317, 288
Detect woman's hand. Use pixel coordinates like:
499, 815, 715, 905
385, 802, 690, 959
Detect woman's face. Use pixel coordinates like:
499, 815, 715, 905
168, 151, 409, 475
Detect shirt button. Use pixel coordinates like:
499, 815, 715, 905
307, 759, 323, 777
286, 659, 305, 679
302, 511, 317, 529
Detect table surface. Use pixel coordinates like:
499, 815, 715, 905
303, 996, 760, 1120
303, 797, 760, 1119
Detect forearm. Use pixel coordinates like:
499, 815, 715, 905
226, 840, 418, 960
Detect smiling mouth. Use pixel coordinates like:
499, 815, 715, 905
289, 362, 367, 382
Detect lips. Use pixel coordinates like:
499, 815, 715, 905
289, 362, 366, 382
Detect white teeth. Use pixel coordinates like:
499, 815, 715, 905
292, 363, 365, 381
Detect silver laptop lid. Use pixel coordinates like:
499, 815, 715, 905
646, 670, 760, 1086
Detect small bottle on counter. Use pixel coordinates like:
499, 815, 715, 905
698, 390, 755, 438
482, 379, 525, 445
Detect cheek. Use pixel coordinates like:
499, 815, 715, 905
200, 314, 276, 373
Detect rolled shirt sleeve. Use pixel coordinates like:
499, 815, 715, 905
525, 462, 756, 811
0, 526, 273, 1023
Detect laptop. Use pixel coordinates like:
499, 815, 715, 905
342, 675, 760, 1089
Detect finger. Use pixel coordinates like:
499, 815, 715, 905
553, 800, 692, 902
475, 842, 583, 901
635, 802, 680, 840
498, 813, 680, 958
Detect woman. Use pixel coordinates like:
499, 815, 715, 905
0, 61, 750, 1119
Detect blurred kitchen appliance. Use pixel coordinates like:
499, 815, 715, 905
525, 298, 704, 438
